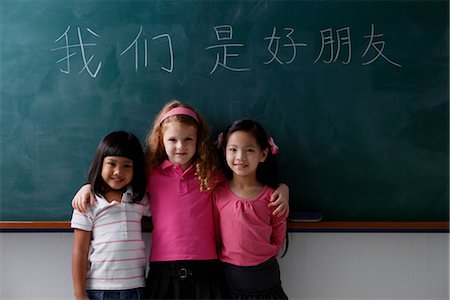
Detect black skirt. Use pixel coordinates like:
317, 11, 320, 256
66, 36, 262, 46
222, 257, 288, 300
144, 259, 226, 300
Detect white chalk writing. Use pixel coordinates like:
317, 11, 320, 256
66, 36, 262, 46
51, 23, 402, 77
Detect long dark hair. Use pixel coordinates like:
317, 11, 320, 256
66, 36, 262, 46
88, 131, 146, 202
217, 119, 288, 256
217, 119, 278, 188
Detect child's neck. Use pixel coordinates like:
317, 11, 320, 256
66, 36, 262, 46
104, 189, 124, 203
229, 176, 263, 199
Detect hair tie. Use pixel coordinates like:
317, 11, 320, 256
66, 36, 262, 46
159, 107, 199, 124
268, 137, 279, 155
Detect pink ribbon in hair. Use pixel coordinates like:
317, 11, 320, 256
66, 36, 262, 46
268, 137, 279, 155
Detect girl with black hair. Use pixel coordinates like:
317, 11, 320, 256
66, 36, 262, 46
214, 119, 288, 300
71, 131, 150, 300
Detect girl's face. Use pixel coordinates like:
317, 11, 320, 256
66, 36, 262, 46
162, 122, 197, 171
101, 156, 134, 190
225, 131, 268, 178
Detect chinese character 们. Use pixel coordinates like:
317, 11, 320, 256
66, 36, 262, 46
120, 25, 174, 72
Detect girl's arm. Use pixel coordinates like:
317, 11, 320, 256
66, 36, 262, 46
211, 193, 222, 256
271, 212, 288, 255
72, 184, 95, 214
269, 183, 289, 217
72, 229, 91, 300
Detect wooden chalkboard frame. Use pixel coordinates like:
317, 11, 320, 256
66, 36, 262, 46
1, 221, 448, 233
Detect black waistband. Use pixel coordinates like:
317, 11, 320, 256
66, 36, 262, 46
149, 260, 220, 279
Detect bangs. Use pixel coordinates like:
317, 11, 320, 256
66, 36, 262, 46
103, 140, 137, 161
162, 114, 198, 128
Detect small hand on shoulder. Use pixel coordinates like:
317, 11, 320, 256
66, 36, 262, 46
72, 184, 95, 213
269, 183, 289, 217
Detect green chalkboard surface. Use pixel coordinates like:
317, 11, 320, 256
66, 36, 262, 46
0, 0, 448, 222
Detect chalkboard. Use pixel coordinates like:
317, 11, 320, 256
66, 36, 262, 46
0, 0, 448, 222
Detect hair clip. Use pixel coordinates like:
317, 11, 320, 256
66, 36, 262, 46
268, 137, 279, 155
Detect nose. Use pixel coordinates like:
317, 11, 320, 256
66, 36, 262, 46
113, 166, 122, 175
176, 140, 184, 149
236, 150, 245, 161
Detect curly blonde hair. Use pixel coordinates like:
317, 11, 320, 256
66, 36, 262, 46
144, 100, 220, 191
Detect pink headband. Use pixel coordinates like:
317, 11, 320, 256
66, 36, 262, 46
159, 107, 199, 124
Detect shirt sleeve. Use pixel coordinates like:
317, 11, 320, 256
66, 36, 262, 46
271, 212, 287, 255
212, 191, 223, 255
70, 209, 93, 232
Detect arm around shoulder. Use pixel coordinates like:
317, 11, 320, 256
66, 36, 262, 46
269, 183, 289, 217
71, 184, 95, 213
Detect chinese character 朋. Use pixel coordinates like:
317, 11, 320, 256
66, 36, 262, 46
314, 27, 352, 65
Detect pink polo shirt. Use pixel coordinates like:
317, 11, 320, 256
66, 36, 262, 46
213, 183, 287, 267
147, 160, 218, 262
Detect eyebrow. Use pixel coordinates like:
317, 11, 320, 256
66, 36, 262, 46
227, 144, 257, 148
105, 157, 133, 163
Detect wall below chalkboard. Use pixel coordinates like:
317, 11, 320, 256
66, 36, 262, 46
0, 0, 448, 222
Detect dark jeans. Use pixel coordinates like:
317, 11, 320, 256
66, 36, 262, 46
86, 288, 145, 300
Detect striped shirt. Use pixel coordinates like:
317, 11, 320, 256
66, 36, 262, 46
71, 187, 150, 290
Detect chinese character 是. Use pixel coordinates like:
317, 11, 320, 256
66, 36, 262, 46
205, 25, 250, 74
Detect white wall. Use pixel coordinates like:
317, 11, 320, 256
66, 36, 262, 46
279, 233, 449, 300
0, 232, 448, 300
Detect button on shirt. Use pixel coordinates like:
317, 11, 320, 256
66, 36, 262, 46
148, 160, 217, 262
71, 187, 151, 290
